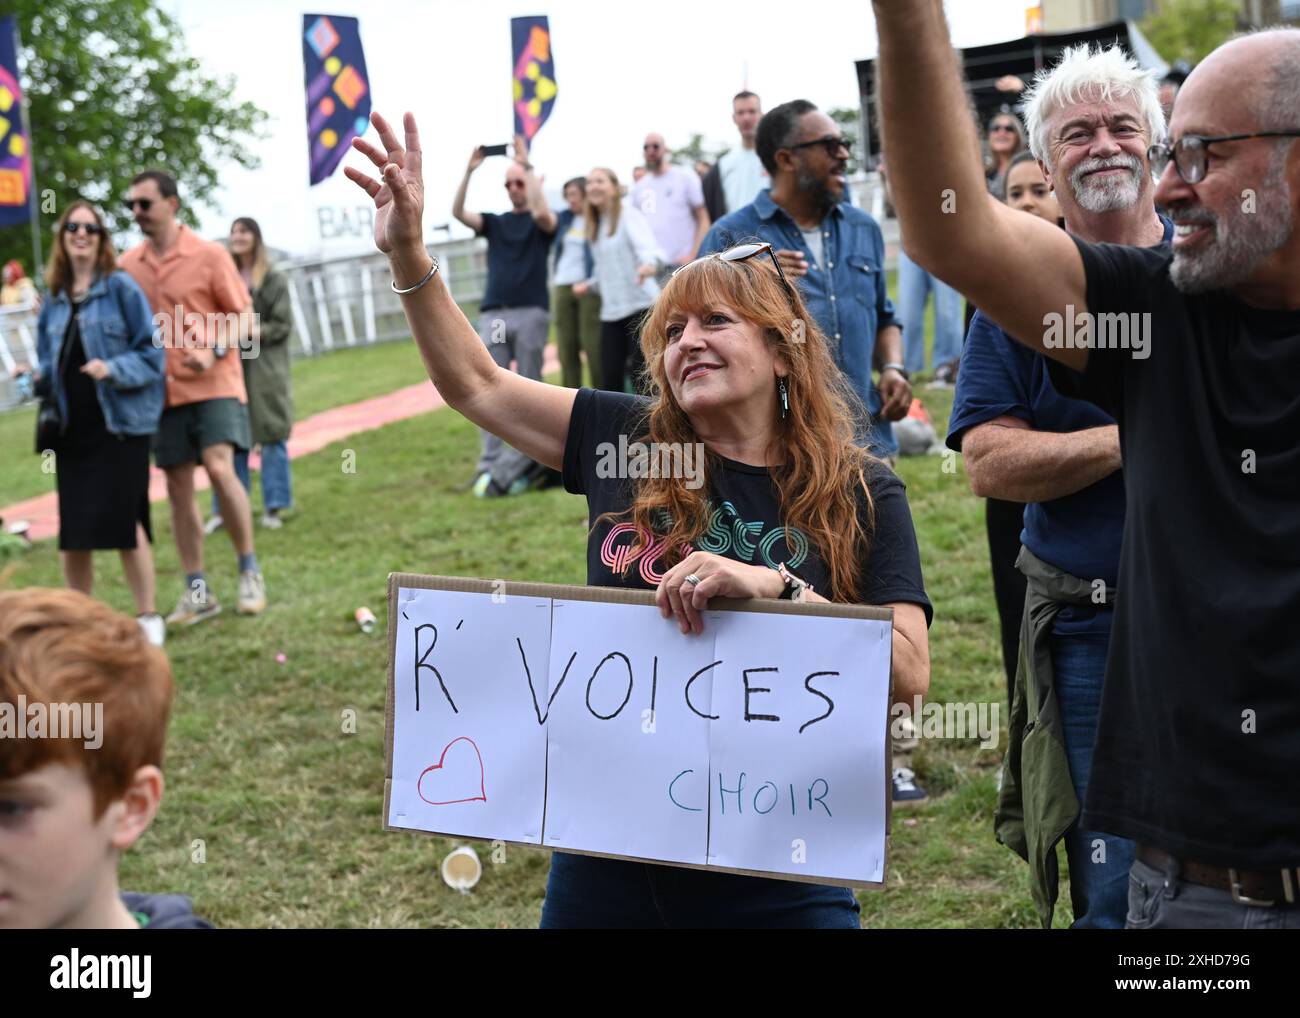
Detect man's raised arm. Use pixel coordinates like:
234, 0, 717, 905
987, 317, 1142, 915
872, 0, 1090, 369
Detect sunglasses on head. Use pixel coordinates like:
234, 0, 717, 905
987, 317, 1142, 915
672, 241, 800, 318
124, 198, 153, 212
64, 221, 104, 236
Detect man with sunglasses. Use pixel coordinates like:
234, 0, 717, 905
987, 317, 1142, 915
631, 133, 709, 283
875, 0, 1300, 928
453, 133, 557, 496
119, 169, 267, 625
699, 99, 909, 462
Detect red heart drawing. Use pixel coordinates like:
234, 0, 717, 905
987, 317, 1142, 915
417, 736, 487, 805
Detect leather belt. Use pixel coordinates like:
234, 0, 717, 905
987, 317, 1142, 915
1138, 844, 1300, 906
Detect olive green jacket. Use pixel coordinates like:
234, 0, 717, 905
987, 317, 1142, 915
242, 268, 294, 444
995, 546, 1114, 928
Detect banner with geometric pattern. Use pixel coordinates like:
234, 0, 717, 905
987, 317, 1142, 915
0, 17, 32, 226
303, 14, 372, 186
511, 16, 557, 143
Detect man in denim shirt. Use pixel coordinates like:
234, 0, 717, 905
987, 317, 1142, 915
699, 100, 910, 459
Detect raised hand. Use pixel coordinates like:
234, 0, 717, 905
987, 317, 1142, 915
346, 111, 425, 256
512, 132, 530, 167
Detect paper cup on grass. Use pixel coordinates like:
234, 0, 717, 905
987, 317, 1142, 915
441, 846, 482, 892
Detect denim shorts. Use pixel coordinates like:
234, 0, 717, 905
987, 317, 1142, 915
540, 851, 861, 929
154, 397, 251, 468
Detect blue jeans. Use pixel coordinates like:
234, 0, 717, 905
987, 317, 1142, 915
1128, 857, 1300, 929
897, 249, 963, 374
540, 851, 861, 929
211, 442, 293, 514
1051, 630, 1134, 929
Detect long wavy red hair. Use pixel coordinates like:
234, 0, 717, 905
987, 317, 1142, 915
603, 253, 880, 603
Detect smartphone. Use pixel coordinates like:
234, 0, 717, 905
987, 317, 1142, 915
480, 143, 510, 158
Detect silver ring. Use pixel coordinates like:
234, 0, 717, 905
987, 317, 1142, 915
685, 573, 701, 586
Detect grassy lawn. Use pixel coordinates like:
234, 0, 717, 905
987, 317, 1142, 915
0, 313, 1068, 928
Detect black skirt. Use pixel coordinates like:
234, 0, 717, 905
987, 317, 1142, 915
55, 309, 153, 552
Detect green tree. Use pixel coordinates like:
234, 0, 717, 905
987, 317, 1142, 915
1141, 0, 1242, 64
826, 107, 861, 174
671, 131, 728, 172
0, 0, 268, 276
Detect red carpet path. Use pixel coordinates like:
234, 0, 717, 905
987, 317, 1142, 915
2, 348, 560, 543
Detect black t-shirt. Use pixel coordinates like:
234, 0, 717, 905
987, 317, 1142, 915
1047, 238, 1300, 867
563, 387, 933, 624
58, 301, 107, 449
479, 210, 554, 312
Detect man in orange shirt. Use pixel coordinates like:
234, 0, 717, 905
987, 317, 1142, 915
120, 170, 267, 624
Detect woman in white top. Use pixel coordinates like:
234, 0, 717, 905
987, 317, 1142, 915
574, 167, 660, 393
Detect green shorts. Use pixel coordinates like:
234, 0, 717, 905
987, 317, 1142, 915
153, 398, 252, 469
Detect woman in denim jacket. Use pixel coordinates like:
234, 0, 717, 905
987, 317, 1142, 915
33, 201, 166, 645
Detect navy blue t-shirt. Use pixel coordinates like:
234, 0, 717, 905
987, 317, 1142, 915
479, 210, 554, 312
946, 217, 1171, 637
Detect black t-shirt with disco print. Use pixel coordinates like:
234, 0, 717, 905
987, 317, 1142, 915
562, 387, 932, 625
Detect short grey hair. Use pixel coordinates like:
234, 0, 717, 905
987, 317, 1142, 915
1019, 44, 1165, 169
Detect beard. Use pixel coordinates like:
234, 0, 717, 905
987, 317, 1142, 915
796, 169, 837, 216
1070, 153, 1143, 212
1170, 152, 1294, 294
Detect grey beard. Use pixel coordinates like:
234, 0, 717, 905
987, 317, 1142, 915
1071, 163, 1141, 213
1170, 156, 1294, 294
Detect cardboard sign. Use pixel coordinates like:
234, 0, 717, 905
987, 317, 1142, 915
384, 574, 894, 888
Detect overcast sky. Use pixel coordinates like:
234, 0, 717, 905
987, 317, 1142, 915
160, 0, 1031, 257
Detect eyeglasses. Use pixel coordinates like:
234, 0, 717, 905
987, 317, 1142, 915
990, 123, 1019, 134
672, 241, 799, 318
1148, 131, 1300, 184
787, 135, 852, 159
63, 222, 104, 236
124, 198, 153, 212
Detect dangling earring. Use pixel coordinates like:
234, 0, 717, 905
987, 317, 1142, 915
777, 377, 789, 420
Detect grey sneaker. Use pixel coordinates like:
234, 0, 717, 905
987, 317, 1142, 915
165, 587, 221, 626
203, 515, 225, 536
237, 569, 267, 615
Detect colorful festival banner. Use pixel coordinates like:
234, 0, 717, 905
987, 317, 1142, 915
0, 17, 33, 227
303, 14, 372, 186
511, 16, 557, 142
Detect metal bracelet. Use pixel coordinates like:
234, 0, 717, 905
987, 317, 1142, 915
390, 256, 439, 295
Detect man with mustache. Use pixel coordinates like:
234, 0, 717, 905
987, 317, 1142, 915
698, 99, 910, 462
946, 44, 1171, 929
875, 0, 1300, 928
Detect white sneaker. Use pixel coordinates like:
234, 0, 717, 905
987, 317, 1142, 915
203, 515, 225, 536
237, 569, 267, 615
137, 613, 166, 647
259, 513, 284, 530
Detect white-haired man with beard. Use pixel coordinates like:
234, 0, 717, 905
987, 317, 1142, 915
946, 44, 1172, 929
874, 0, 1300, 929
